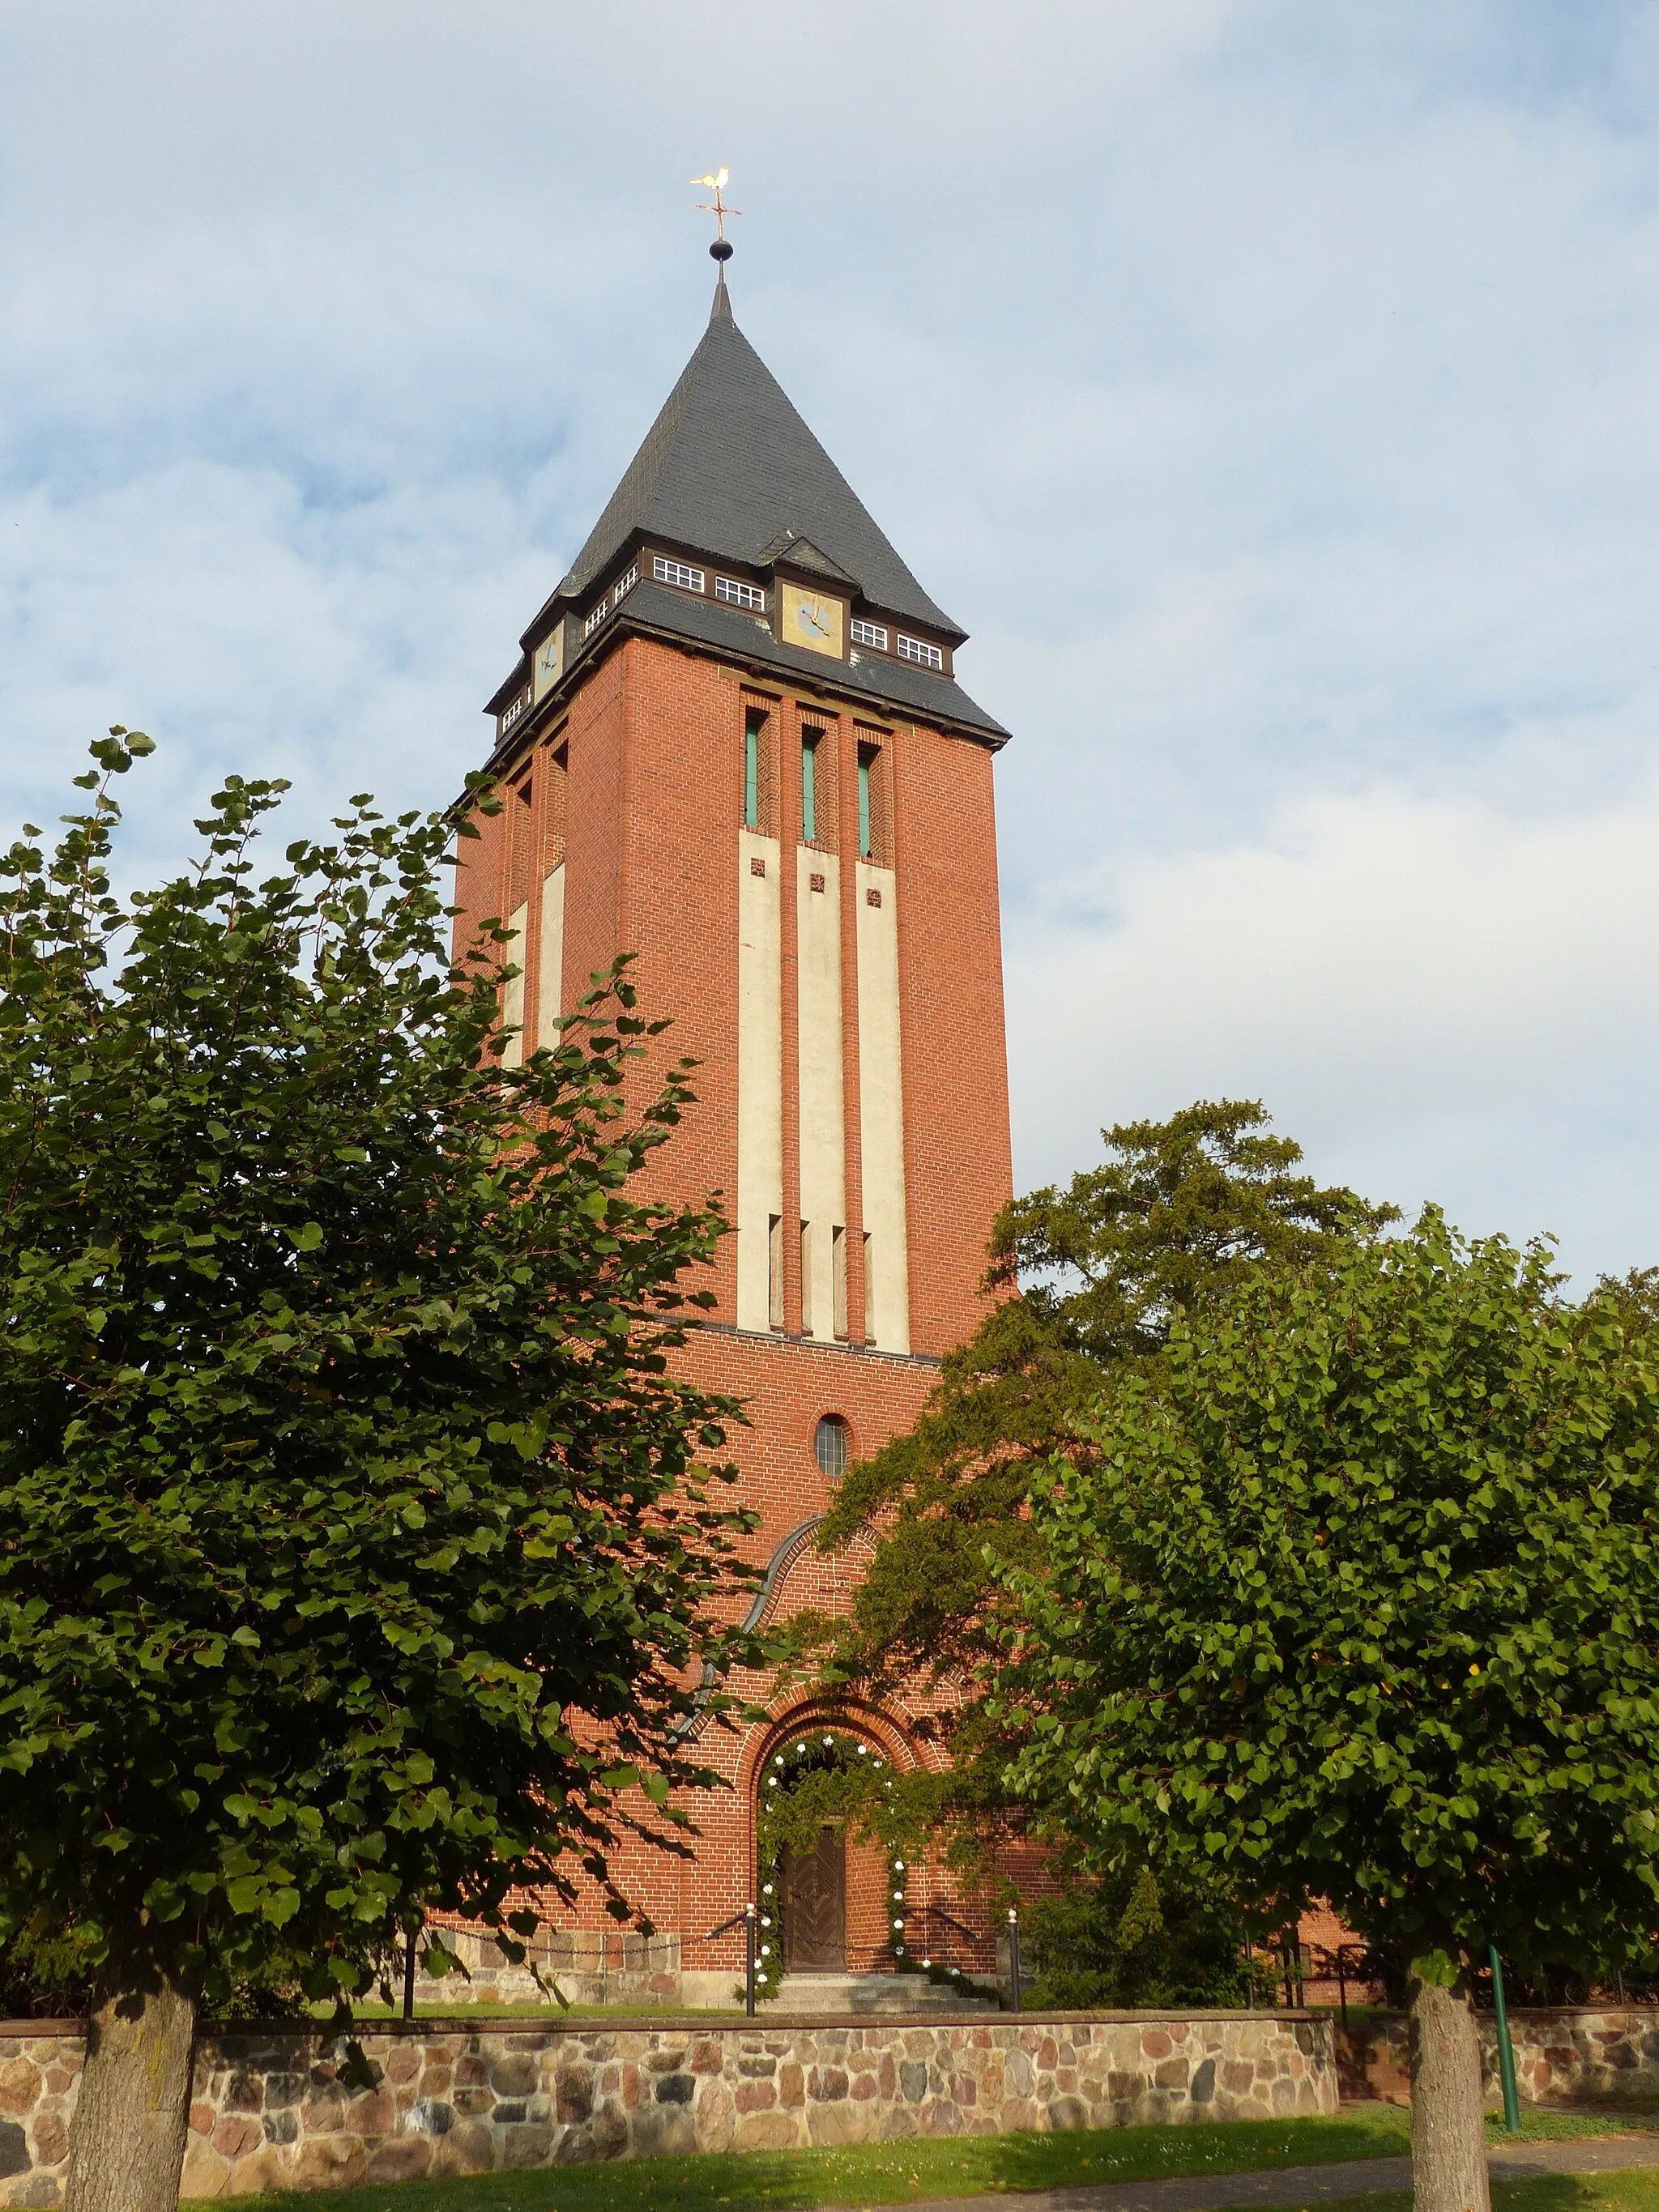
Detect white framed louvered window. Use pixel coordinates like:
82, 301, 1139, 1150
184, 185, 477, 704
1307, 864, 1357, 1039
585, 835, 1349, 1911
851, 618, 888, 650
652, 556, 706, 592
715, 576, 766, 610
896, 633, 944, 670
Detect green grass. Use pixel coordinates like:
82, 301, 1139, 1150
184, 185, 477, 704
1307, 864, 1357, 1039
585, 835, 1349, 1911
186, 2106, 1659, 2212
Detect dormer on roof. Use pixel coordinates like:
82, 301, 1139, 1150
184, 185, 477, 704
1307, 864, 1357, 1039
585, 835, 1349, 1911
760, 533, 859, 588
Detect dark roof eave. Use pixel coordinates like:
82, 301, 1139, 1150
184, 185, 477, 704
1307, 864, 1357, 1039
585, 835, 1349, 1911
483, 662, 531, 717
518, 524, 970, 655
470, 590, 1009, 799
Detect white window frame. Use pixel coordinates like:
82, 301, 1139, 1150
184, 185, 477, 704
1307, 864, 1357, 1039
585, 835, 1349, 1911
501, 692, 527, 733
897, 633, 944, 670
652, 555, 706, 593
851, 618, 889, 650
583, 602, 608, 637
715, 575, 766, 610
614, 563, 638, 600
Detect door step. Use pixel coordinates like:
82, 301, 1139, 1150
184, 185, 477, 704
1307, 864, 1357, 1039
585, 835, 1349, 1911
773, 1970, 994, 2014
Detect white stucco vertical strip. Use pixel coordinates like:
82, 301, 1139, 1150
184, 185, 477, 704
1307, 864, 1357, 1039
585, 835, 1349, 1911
796, 846, 847, 1341
537, 863, 565, 1043
855, 861, 910, 1353
736, 833, 783, 1332
500, 901, 530, 1069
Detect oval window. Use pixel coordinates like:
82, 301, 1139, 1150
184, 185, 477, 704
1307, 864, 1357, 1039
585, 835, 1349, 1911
813, 1415, 850, 1481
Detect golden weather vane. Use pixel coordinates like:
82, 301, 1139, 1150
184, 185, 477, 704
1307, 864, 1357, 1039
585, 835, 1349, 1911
691, 168, 743, 246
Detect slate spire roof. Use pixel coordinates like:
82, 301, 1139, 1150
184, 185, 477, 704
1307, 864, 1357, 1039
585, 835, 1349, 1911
551, 278, 964, 642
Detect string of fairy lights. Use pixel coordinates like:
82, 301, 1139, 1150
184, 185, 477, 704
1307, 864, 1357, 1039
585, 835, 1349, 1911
753, 1731, 910, 1996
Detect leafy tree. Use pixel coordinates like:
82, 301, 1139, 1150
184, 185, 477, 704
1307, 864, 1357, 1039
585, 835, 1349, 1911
1599, 1265, 1659, 1336
992, 1100, 1396, 1366
0, 737, 755, 2212
804, 1104, 1393, 1852
1020, 1862, 1250, 2011
1003, 1213, 1659, 2212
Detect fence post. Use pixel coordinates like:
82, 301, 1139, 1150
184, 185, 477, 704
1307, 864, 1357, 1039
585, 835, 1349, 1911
1336, 1946, 1348, 2030
1489, 1945, 1521, 2135
1007, 1908, 1022, 2014
402, 1920, 419, 2023
744, 1901, 757, 2019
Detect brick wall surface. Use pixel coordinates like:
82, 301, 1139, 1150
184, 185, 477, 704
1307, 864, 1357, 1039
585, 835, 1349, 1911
461, 637, 1013, 1358
0, 2010, 1338, 2202
446, 633, 1016, 1986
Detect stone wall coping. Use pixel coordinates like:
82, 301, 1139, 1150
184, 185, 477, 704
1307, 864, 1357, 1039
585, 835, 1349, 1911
10, 2003, 1647, 2041
1342, 2007, 1659, 2022
0, 2005, 1337, 2039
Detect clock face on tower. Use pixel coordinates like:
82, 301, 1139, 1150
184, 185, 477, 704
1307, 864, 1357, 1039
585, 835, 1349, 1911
779, 581, 845, 661
532, 627, 564, 701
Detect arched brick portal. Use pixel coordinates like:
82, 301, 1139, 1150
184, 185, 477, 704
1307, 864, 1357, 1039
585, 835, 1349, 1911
749, 1702, 921, 1980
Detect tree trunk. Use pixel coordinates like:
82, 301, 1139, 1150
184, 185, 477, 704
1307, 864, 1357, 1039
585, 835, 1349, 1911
66, 1968, 197, 2212
1409, 1964, 1491, 2212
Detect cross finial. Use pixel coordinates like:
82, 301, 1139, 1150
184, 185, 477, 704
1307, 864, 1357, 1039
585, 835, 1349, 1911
691, 167, 742, 262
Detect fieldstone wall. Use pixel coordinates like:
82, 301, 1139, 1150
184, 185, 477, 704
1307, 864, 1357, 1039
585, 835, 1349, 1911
1337, 2008, 1659, 2108
0, 2010, 1333, 2203
0, 2033, 75, 2209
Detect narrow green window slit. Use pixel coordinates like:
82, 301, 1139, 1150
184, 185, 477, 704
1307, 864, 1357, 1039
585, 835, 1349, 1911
801, 734, 818, 843
744, 710, 762, 830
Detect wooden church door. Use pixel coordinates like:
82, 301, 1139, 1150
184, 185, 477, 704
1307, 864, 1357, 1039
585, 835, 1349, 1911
779, 1824, 846, 1970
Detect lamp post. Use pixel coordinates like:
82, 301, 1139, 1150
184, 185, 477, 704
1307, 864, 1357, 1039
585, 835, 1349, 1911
1007, 1908, 1022, 2014
402, 1917, 420, 2024
1489, 1945, 1521, 2135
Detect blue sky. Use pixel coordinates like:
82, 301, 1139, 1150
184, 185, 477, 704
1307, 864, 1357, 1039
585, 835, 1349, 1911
3, 1, 1657, 1283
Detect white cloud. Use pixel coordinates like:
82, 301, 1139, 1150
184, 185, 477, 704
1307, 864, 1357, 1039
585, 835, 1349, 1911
1008, 776, 1659, 1282
2, 1, 1659, 1274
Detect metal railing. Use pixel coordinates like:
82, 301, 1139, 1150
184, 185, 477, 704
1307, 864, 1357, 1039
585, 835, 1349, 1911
703, 1904, 757, 2018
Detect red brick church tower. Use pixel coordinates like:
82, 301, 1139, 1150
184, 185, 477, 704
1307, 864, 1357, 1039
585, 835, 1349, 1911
452, 256, 1013, 2005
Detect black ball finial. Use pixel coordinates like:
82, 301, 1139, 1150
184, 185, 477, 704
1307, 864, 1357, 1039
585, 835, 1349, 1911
710, 239, 733, 263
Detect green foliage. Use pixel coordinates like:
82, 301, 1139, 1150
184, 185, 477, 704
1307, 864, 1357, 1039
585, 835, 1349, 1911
0, 735, 757, 2011
1599, 1267, 1659, 1337
0, 1917, 313, 2020
1004, 1211, 1659, 1982
0, 1924, 96, 2019
813, 1103, 1393, 1691
986, 1098, 1398, 1366
800, 1105, 1392, 1876
1021, 1862, 1251, 2011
